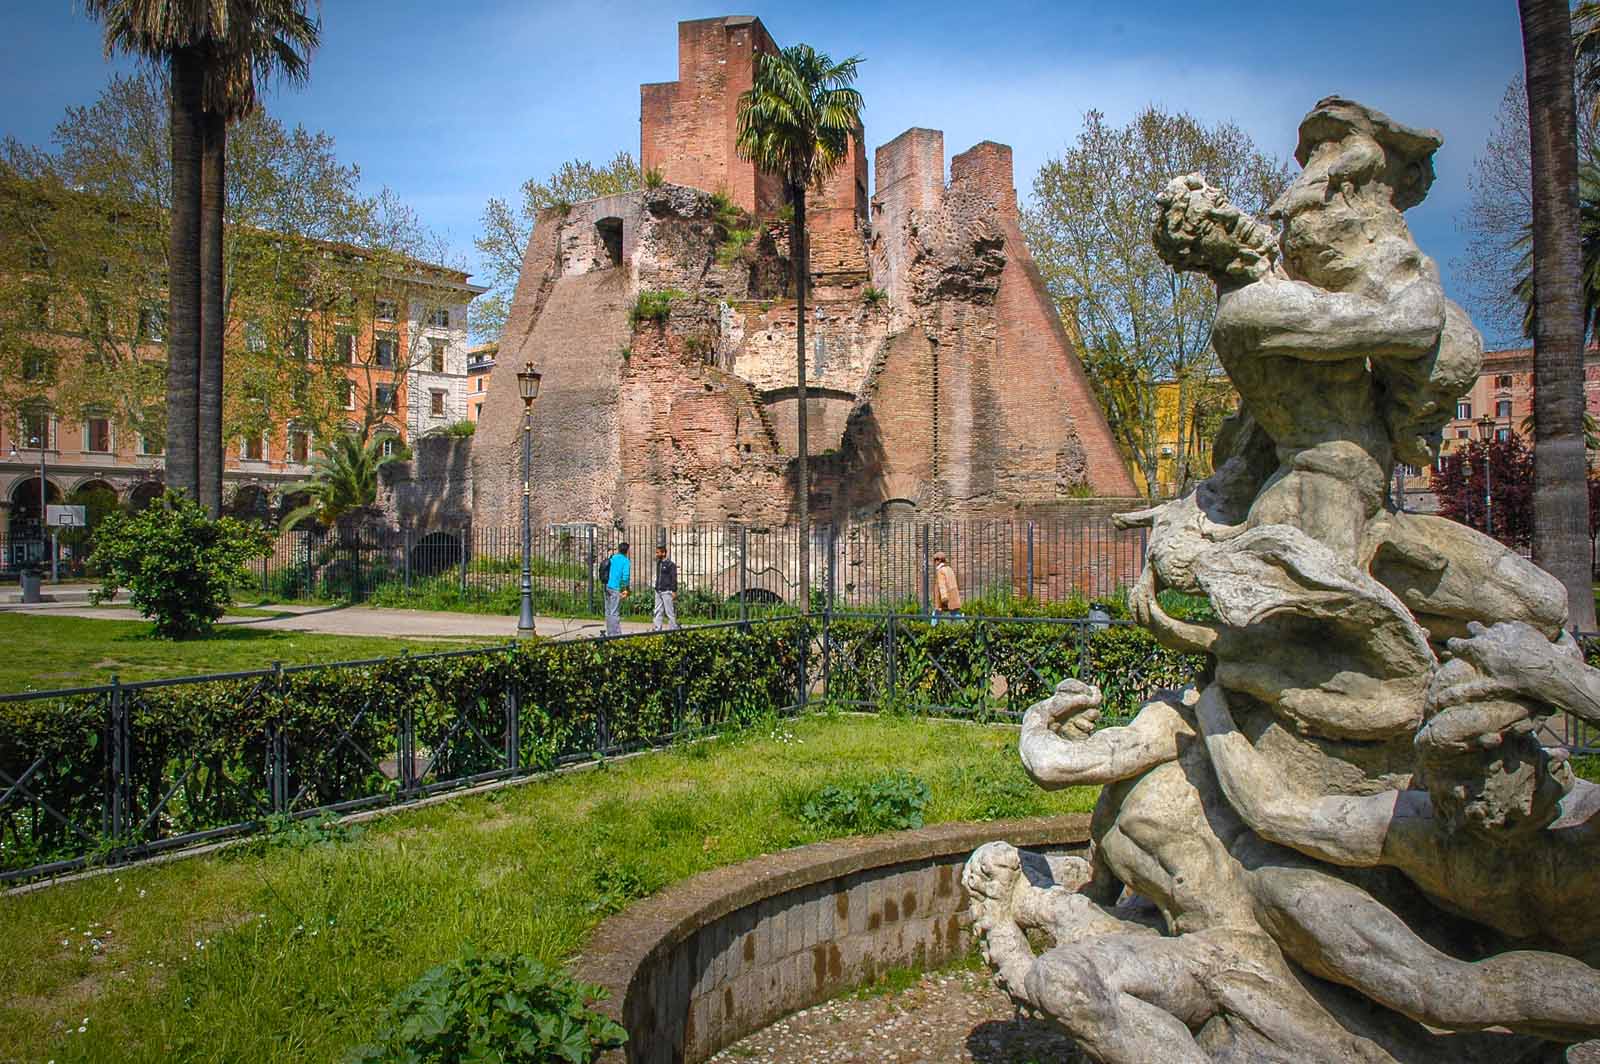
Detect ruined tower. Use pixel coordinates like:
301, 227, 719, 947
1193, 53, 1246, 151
471, 15, 1136, 537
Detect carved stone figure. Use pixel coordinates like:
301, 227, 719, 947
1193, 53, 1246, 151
966, 97, 1600, 1062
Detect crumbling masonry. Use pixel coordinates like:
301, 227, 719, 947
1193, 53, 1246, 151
472, 14, 1137, 535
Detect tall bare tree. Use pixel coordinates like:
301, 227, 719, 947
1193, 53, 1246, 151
736, 44, 864, 610
1519, 0, 1597, 629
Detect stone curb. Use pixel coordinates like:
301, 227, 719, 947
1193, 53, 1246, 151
573, 814, 1092, 1062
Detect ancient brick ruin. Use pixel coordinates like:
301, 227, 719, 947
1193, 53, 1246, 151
472, 14, 1137, 535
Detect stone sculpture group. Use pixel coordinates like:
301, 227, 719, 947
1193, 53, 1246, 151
965, 97, 1600, 1062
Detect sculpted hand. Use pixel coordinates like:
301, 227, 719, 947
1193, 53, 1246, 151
1029, 678, 1102, 740
1428, 621, 1587, 720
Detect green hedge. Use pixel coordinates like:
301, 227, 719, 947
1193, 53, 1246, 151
0, 617, 1200, 878
824, 617, 1201, 721
0, 622, 807, 876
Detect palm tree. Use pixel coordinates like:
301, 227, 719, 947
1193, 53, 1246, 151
83, 1, 317, 515
198, 7, 318, 517
736, 44, 863, 613
1518, 0, 1597, 629
280, 430, 399, 533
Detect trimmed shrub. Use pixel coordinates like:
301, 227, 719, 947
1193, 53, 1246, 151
89, 491, 272, 638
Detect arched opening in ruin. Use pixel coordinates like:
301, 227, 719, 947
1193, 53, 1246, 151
227, 484, 272, 524
411, 530, 463, 576
731, 587, 784, 606
596, 217, 623, 269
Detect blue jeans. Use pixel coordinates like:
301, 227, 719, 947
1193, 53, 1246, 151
604, 588, 623, 636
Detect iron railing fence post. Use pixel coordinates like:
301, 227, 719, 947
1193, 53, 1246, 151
738, 526, 749, 629
1026, 521, 1035, 600
107, 676, 129, 840
404, 526, 413, 591
505, 677, 519, 772
919, 523, 931, 615
886, 612, 897, 705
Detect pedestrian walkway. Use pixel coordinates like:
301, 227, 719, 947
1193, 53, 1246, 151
3, 600, 654, 641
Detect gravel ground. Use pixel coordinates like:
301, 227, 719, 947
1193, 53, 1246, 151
708, 968, 1086, 1064
708, 969, 1599, 1064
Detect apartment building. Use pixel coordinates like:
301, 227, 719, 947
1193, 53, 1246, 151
0, 257, 484, 552
1394, 344, 1600, 511
466, 342, 497, 424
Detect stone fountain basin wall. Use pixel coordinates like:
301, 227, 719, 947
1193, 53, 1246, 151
573, 815, 1092, 1064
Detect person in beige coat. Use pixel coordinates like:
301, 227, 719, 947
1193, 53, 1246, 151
933, 551, 962, 625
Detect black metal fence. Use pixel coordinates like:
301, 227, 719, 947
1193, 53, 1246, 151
3, 613, 1594, 885
246, 516, 1149, 616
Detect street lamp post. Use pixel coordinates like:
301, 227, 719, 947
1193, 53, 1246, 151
516, 362, 543, 638
1477, 415, 1496, 538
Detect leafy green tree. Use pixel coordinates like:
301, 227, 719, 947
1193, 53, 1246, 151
1518, 0, 1597, 629
89, 490, 271, 638
1024, 106, 1289, 499
280, 430, 401, 532
473, 152, 640, 340
735, 43, 864, 609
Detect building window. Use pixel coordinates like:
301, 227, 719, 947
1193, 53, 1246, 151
427, 307, 449, 328
83, 413, 111, 453
429, 339, 447, 374
25, 288, 49, 328
375, 298, 397, 322
475, 402, 483, 419
1455, 401, 1472, 420
289, 319, 310, 360
474, 376, 484, 393
137, 303, 166, 343
430, 390, 446, 416
1497, 427, 1511, 442
289, 429, 310, 464
379, 434, 400, 458
19, 408, 51, 449
1456, 428, 1470, 439
245, 320, 268, 353
242, 435, 266, 461
1496, 374, 1514, 389
333, 329, 355, 363
21, 349, 53, 384
339, 379, 356, 410
376, 384, 397, 412
1496, 399, 1512, 418
374, 332, 398, 368
139, 431, 163, 456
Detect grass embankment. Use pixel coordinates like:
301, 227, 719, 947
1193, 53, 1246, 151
0, 713, 1094, 1063
0, 613, 497, 693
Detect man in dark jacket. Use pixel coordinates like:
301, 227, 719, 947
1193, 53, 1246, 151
652, 544, 679, 630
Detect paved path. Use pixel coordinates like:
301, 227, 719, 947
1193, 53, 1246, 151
1, 600, 656, 641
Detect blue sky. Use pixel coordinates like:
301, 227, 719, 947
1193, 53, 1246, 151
5, 1, 1522, 339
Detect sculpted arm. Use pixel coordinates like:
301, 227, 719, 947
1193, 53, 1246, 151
1019, 679, 1188, 788
1218, 273, 1445, 362
1431, 622, 1600, 727
1194, 684, 1422, 867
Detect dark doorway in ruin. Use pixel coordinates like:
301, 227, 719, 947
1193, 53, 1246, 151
412, 530, 463, 575
596, 217, 623, 269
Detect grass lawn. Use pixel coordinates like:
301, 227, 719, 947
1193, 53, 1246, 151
0, 613, 499, 693
0, 713, 1096, 1063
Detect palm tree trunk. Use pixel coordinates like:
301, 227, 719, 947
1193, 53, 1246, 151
165, 46, 204, 503
792, 183, 811, 614
199, 108, 226, 518
1521, 0, 1598, 629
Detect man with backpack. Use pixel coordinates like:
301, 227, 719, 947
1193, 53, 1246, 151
601, 541, 630, 636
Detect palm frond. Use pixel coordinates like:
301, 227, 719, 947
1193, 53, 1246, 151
735, 43, 864, 192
